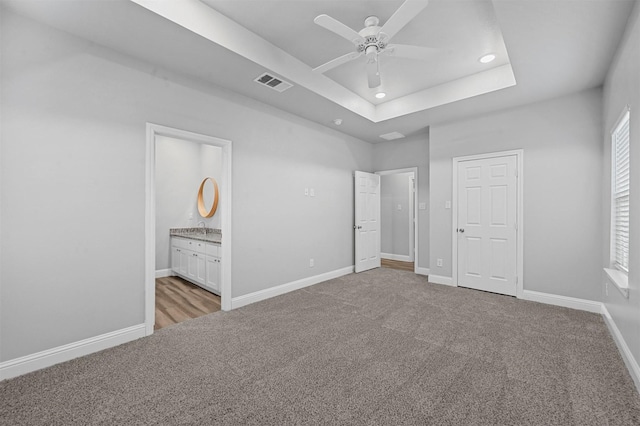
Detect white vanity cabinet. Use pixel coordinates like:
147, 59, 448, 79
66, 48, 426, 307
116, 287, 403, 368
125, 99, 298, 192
170, 236, 221, 294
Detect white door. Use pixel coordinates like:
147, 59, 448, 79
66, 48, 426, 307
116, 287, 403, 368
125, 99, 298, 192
354, 171, 381, 273
457, 155, 517, 296
409, 175, 415, 262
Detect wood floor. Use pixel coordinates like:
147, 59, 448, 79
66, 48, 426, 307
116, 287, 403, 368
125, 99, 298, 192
381, 258, 415, 271
155, 276, 221, 330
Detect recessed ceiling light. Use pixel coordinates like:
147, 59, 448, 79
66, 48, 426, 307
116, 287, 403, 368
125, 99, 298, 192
479, 53, 496, 64
375, 92, 386, 99
333, 118, 343, 126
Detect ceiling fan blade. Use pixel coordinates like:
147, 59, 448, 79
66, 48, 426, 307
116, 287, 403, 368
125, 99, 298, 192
313, 51, 362, 74
314, 14, 365, 45
379, 1, 429, 42
366, 59, 381, 88
383, 44, 438, 60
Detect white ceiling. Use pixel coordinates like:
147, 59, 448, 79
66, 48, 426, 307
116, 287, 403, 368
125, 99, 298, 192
3, 0, 635, 143
202, 0, 513, 103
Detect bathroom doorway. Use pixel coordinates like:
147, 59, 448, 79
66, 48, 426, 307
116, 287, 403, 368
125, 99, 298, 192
376, 168, 418, 273
144, 124, 232, 336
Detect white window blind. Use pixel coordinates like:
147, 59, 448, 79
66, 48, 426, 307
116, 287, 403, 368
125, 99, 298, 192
612, 109, 630, 272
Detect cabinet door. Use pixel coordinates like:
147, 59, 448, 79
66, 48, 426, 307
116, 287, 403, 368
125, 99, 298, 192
186, 250, 198, 280
195, 254, 206, 285
171, 247, 181, 273
179, 249, 189, 276
206, 256, 220, 292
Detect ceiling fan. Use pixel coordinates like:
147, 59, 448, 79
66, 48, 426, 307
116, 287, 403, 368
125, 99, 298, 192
313, 1, 435, 89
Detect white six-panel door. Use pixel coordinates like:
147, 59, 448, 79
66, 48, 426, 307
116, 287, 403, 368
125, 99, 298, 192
355, 171, 381, 273
457, 155, 518, 296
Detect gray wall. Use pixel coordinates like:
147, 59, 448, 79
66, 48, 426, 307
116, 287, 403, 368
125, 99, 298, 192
602, 0, 640, 378
380, 173, 413, 258
0, 11, 372, 361
155, 137, 222, 272
373, 134, 429, 270
429, 89, 603, 301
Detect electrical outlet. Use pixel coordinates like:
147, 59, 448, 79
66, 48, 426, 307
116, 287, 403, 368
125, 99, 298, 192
310, 188, 315, 197
445, 201, 451, 209
188, 212, 194, 220
437, 259, 443, 267
304, 188, 309, 196
309, 258, 314, 267
397, 204, 402, 210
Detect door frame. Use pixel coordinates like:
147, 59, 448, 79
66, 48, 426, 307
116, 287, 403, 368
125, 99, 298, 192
376, 167, 419, 274
451, 150, 523, 298
144, 123, 233, 336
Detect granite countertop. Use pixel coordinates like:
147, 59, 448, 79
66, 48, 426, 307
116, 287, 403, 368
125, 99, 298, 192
170, 228, 222, 244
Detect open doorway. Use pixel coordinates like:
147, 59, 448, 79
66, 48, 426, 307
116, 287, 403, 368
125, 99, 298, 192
154, 136, 222, 329
145, 124, 232, 336
376, 168, 418, 274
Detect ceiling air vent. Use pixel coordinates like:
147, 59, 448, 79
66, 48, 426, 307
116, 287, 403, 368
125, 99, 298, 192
254, 73, 293, 93
379, 132, 405, 141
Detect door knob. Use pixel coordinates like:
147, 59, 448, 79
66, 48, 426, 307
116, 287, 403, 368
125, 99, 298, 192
457, 228, 465, 233
354, 225, 363, 230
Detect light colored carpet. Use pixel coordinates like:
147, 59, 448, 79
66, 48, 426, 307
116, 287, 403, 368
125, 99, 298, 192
2, 268, 639, 425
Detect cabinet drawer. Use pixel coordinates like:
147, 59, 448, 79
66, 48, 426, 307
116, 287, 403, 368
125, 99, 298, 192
206, 243, 220, 257
184, 239, 203, 253
193, 240, 207, 254
171, 237, 188, 249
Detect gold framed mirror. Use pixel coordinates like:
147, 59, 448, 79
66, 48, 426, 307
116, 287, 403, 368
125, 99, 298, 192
197, 177, 219, 218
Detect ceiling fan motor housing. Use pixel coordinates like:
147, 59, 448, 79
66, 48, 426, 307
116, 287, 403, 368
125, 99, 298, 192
356, 16, 388, 54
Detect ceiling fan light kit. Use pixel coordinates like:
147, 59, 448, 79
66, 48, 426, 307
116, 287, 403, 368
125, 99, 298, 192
313, 0, 434, 89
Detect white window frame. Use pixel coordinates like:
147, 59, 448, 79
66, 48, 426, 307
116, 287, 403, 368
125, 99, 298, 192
609, 107, 630, 275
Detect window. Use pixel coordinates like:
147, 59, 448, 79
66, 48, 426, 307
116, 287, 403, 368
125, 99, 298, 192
611, 108, 630, 273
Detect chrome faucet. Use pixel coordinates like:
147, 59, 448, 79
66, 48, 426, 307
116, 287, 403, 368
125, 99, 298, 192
197, 221, 206, 234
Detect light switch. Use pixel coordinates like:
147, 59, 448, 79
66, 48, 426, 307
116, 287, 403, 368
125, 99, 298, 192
445, 201, 451, 209
304, 188, 309, 196
419, 203, 426, 210
310, 188, 315, 197
397, 204, 402, 210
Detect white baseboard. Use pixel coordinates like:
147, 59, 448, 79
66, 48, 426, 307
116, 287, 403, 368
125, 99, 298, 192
521, 290, 601, 313
231, 266, 354, 309
0, 324, 146, 381
429, 274, 454, 286
601, 304, 640, 393
415, 267, 430, 276
381, 253, 412, 262
155, 268, 174, 278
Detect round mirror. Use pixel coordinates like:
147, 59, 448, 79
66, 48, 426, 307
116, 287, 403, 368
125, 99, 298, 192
197, 177, 219, 218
